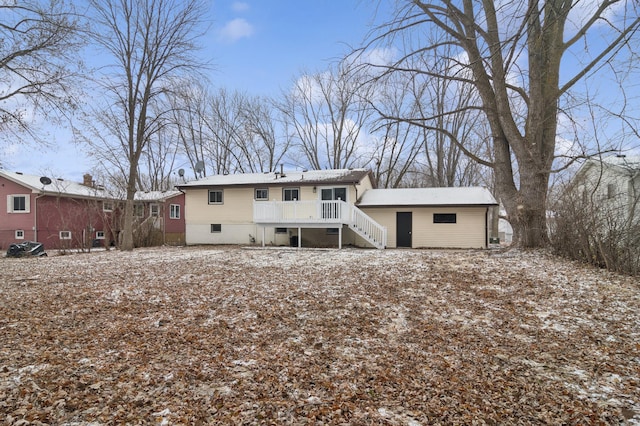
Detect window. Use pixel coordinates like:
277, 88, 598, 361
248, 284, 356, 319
7, 195, 29, 213
211, 224, 222, 233
150, 204, 160, 217
433, 213, 457, 224
60, 231, 72, 240
96, 231, 105, 239
283, 188, 300, 201
607, 183, 616, 199
208, 190, 223, 204
170, 204, 180, 219
103, 201, 113, 212
134, 204, 144, 217
275, 227, 288, 234
255, 188, 269, 200
321, 187, 347, 202
15, 230, 24, 239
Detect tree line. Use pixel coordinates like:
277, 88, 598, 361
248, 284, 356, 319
1, 0, 639, 250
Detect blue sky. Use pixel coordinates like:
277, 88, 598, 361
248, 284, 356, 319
209, 1, 387, 96
6, 0, 387, 181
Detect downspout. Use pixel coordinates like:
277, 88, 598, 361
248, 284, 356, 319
34, 192, 46, 242
177, 187, 186, 245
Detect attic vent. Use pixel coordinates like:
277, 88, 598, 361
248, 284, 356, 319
15, 172, 22, 175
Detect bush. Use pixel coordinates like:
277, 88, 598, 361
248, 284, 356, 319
550, 189, 640, 275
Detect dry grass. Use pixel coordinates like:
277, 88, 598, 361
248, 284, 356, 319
0, 246, 638, 425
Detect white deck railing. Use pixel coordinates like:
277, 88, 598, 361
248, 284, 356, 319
350, 206, 387, 249
253, 200, 386, 248
253, 200, 348, 224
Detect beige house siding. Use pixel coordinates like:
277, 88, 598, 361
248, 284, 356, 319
361, 206, 488, 249
184, 183, 368, 246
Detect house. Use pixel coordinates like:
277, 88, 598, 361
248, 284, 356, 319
1, 170, 186, 251
177, 169, 380, 248
132, 190, 185, 246
1, 171, 119, 250
177, 168, 498, 249
569, 155, 640, 225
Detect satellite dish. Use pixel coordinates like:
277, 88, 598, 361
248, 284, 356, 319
178, 168, 185, 177
40, 176, 52, 186
195, 161, 205, 173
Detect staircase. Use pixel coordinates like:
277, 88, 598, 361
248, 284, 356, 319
348, 205, 386, 249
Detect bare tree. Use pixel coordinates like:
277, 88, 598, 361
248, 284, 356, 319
366, 0, 640, 247
235, 95, 289, 173
0, 0, 83, 158
279, 58, 375, 170
87, 0, 207, 250
168, 81, 212, 179
368, 71, 426, 188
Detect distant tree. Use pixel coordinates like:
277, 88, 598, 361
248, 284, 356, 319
0, 0, 83, 160
367, 0, 640, 247
87, 0, 207, 251
279, 58, 375, 170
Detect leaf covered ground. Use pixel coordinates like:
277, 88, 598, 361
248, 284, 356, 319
0, 246, 639, 425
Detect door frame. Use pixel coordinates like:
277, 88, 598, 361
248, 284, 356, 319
396, 211, 412, 248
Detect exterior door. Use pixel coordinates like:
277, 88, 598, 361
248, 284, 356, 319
396, 212, 412, 248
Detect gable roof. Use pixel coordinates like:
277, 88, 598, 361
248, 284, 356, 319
177, 169, 372, 188
357, 187, 497, 207
572, 155, 640, 186
0, 170, 115, 200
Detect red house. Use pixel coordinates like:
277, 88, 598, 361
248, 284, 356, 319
1, 170, 185, 251
133, 190, 185, 246
0, 170, 121, 251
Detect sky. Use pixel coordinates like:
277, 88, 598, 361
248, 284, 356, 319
4, 0, 389, 183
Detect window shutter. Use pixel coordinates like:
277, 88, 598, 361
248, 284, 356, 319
24, 196, 30, 213
6, 195, 11, 213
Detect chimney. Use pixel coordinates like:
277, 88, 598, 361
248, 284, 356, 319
83, 173, 94, 187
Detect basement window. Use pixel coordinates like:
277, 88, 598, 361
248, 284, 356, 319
433, 213, 457, 224
60, 231, 72, 240
275, 228, 287, 234
15, 230, 24, 239
210, 224, 222, 233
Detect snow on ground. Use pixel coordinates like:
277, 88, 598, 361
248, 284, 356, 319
0, 246, 638, 424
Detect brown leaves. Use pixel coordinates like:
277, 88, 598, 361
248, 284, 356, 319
0, 247, 638, 424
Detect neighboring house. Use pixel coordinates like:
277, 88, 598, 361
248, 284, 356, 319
1, 171, 119, 250
177, 168, 498, 249
133, 190, 185, 245
570, 155, 640, 226
356, 187, 498, 249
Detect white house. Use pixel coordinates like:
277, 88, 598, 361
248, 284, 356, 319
570, 155, 640, 226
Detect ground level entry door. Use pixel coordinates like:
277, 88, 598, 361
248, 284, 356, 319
396, 212, 412, 248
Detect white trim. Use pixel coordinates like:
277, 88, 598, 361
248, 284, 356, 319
208, 189, 223, 204
169, 204, 180, 219
96, 231, 105, 239
7, 194, 30, 213
60, 230, 72, 240
15, 229, 24, 239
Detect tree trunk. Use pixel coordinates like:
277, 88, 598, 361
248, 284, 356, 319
121, 164, 138, 251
